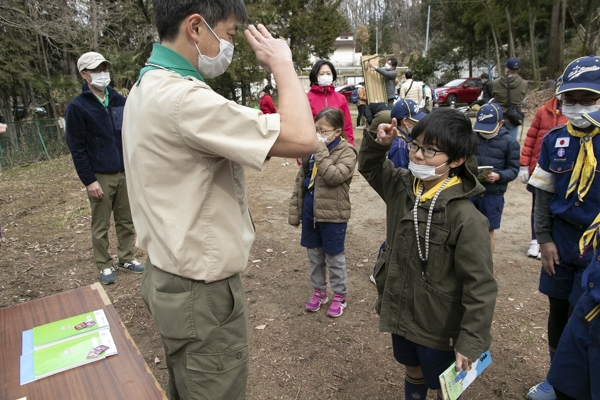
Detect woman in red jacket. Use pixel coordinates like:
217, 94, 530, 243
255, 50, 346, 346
306, 60, 354, 145
518, 95, 567, 258
259, 84, 277, 114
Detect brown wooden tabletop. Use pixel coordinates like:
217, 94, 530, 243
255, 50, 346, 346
0, 283, 166, 400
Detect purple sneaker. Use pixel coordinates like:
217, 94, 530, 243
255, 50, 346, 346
327, 294, 346, 317
306, 290, 328, 312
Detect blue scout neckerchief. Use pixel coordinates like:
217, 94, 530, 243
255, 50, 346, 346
137, 44, 205, 85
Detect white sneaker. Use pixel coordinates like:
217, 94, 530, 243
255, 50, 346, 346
369, 274, 376, 285
527, 240, 540, 258
537, 252, 542, 260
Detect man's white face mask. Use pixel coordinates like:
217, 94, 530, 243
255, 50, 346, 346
195, 19, 234, 79
88, 72, 111, 90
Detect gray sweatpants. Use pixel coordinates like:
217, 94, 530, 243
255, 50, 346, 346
307, 247, 347, 295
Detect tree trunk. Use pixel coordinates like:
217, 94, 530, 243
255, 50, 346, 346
546, 0, 563, 79
584, 0, 600, 55
505, 7, 515, 58
528, 1, 539, 86
484, 0, 505, 76
91, 0, 99, 50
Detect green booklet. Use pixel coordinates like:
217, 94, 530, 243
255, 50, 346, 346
30, 309, 109, 350
21, 329, 117, 384
439, 351, 492, 400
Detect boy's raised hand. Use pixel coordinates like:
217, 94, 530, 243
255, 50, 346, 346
375, 118, 397, 147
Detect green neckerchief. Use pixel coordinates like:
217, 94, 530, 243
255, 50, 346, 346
92, 87, 109, 108
137, 43, 204, 85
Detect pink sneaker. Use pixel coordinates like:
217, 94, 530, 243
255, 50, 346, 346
326, 294, 346, 317
306, 290, 328, 312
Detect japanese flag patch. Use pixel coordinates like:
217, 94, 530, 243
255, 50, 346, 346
555, 137, 570, 147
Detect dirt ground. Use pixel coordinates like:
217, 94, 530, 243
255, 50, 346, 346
1, 120, 550, 399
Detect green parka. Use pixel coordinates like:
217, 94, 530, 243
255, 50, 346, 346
289, 139, 357, 226
358, 130, 497, 361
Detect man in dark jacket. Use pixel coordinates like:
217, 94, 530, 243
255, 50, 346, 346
469, 103, 520, 253
65, 52, 144, 285
470, 73, 493, 109
492, 58, 528, 140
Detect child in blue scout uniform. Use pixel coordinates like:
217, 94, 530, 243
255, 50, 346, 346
547, 167, 600, 400
358, 109, 497, 400
547, 215, 600, 400
527, 56, 600, 400
469, 103, 520, 253
387, 99, 427, 169
289, 107, 358, 318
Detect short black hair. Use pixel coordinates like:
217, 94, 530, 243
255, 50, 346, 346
264, 84, 273, 93
388, 58, 398, 68
309, 60, 337, 86
480, 73, 489, 79
404, 70, 413, 79
315, 107, 345, 137
411, 108, 477, 177
154, 0, 248, 42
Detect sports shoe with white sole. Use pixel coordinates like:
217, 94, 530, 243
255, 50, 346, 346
527, 380, 556, 400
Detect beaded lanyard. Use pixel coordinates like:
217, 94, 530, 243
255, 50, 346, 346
413, 176, 451, 281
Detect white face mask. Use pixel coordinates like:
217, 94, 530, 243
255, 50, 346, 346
316, 129, 337, 143
88, 72, 110, 90
478, 131, 498, 139
195, 19, 234, 79
317, 75, 333, 86
562, 104, 599, 128
384, 64, 392, 70
408, 161, 450, 181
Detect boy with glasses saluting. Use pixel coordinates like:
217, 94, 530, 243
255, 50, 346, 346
527, 56, 600, 400
358, 108, 497, 400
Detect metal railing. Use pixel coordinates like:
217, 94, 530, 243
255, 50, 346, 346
0, 119, 69, 170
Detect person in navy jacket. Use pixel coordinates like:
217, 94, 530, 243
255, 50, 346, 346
527, 56, 600, 400
469, 102, 520, 253
65, 51, 144, 285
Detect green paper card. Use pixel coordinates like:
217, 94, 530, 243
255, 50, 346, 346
32, 309, 109, 349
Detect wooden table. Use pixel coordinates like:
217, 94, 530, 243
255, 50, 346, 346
0, 283, 167, 400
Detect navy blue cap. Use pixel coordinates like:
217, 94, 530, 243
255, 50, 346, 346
473, 103, 503, 134
583, 110, 600, 127
505, 57, 521, 70
556, 56, 600, 95
391, 99, 426, 123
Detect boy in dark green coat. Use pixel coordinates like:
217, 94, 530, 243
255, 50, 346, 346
358, 109, 498, 400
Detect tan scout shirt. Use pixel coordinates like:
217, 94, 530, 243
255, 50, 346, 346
122, 70, 280, 282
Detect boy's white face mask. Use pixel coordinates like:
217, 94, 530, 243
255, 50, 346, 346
562, 104, 599, 128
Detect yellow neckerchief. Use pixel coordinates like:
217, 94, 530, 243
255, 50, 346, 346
412, 176, 461, 204
566, 122, 599, 201
307, 136, 345, 189
396, 127, 410, 142
580, 212, 600, 254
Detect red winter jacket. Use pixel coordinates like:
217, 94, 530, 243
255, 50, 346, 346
307, 84, 354, 145
259, 94, 277, 114
520, 97, 567, 173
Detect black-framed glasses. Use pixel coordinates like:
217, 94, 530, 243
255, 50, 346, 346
561, 97, 600, 106
316, 128, 336, 135
407, 142, 445, 158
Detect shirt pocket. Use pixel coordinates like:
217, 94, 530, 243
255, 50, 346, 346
549, 161, 574, 174
417, 224, 450, 278
111, 106, 124, 131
